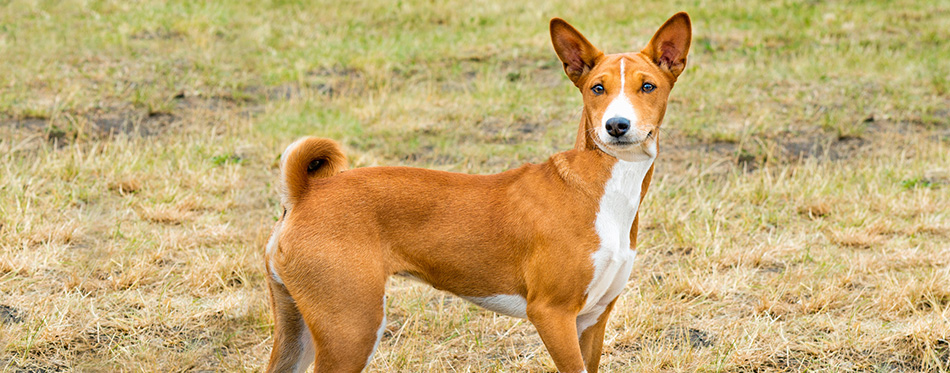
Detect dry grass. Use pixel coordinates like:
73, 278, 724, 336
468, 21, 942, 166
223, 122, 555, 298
1, 0, 949, 371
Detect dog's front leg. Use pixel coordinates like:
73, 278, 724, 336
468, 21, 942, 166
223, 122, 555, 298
577, 297, 619, 373
527, 302, 587, 373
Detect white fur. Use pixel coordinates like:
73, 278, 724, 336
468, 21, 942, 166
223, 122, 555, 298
278, 137, 308, 208
293, 322, 315, 373
577, 156, 655, 336
461, 294, 529, 319
366, 295, 387, 368
401, 274, 529, 320
265, 220, 284, 285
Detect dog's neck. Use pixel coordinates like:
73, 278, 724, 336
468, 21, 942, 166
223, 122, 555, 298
573, 105, 600, 151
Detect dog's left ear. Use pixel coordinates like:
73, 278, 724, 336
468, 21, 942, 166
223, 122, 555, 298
642, 12, 691, 79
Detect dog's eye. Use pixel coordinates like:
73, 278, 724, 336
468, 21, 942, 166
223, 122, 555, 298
591, 84, 605, 95
641, 82, 656, 93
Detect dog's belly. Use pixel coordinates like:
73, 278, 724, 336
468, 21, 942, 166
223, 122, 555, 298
396, 272, 528, 318
460, 294, 528, 319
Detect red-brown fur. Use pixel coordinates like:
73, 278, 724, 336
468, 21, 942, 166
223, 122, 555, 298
265, 13, 691, 373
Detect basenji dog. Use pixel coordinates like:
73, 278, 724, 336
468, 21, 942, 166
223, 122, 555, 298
265, 12, 691, 373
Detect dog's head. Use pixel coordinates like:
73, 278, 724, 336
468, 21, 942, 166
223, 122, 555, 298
551, 13, 691, 162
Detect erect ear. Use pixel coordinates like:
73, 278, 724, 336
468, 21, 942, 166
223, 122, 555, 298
550, 18, 604, 87
642, 12, 691, 79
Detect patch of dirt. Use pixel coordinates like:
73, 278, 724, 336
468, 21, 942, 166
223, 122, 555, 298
0, 304, 25, 324
0, 359, 68, 373
663, 326, 715, 348
610, 326, 714, 357
86, 110, 177, 138
404, 53, 562, 90
241, 84, 308, 101
757, 261, 788, 274
3, 117, 47, 132
0, 96, 248, 148
661, 117, 942, 172
131, 28, 185, 41
400, 145, 462, 166
309, 66, 363, 79
476, 116, 549, 144
240, 74, 366, 100
303, 66, 365, 97
778, 133, 868, 161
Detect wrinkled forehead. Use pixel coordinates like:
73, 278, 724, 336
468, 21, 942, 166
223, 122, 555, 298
590, 53, 667, 83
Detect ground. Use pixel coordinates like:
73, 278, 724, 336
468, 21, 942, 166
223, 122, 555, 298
1, 0, 948, 371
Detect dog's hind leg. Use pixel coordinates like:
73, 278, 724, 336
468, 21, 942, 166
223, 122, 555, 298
297, 282, 386, 373
265, 276, 316, 373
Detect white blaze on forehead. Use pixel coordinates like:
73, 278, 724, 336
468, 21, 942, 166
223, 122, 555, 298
600, 59, 638, 136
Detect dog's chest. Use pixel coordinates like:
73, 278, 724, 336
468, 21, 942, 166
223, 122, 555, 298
580, 159, 654, 317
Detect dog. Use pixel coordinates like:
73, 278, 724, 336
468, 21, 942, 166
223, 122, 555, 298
264, 12, 691, 373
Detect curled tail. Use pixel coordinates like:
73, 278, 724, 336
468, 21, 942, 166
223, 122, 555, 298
279, 137, 347, 208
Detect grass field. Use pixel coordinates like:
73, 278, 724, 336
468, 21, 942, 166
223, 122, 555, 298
1, 0, 949, 371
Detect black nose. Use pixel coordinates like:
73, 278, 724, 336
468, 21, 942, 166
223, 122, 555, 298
605, 117, 630, 138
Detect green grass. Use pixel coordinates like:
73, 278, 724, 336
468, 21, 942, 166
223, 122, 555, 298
1, 0, 949, 371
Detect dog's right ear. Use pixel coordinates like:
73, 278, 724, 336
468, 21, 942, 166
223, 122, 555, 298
550, 18, 604, 87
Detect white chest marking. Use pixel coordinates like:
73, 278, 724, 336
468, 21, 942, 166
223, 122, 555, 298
461, 294, 528, 319
577, 157, 655, 335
